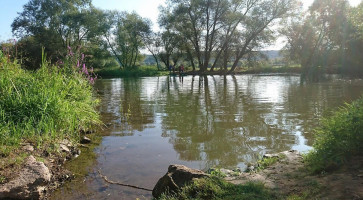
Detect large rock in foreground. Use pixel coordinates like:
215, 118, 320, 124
0, 155, 51, 199
152, 164, 209, 198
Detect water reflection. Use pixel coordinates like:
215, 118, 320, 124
51, 75, 363, 199
97, 75, 363, 168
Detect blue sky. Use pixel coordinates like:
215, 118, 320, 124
0, 0, 361, 47
0, 0, 166, 41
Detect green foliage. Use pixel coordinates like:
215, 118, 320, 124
209, 169, 227, 178
11, 0, 107, 69
256, 157, 279, 171
96, 65, 169, 78
305, 96, 363, 173
106, 12, 152, 69
283, 0, 363, 79
159, 0, 298, 73
157, 177, 277, 200
0, 50, 100, 153
240, 65, 302, 74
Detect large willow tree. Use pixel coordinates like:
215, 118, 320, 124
159, 0, 298, 73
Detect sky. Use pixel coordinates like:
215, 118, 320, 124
0, 0, 362, 48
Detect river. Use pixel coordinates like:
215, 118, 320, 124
50, 74, 363, 199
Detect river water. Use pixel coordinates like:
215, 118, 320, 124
51, 75, 363, 199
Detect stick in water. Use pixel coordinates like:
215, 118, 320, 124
97, 169, 153, 191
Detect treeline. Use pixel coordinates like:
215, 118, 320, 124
1, 0, 363, 77
282, 0, 363, 80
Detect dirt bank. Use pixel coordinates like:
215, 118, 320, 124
226, 150, 363, 199
0, 134, 98, 199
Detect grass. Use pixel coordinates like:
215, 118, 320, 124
256, 157, 280, 171
95, 65, 169, 78
304, 96, 363, 173
237, 65, 302, 74
157, 177, 278, 200
0, 50, 100, 156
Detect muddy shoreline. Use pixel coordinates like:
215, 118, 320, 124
0, 133, 99, 200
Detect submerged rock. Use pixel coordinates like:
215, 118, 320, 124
152, 164, 209, 198
0, 155, 51, 199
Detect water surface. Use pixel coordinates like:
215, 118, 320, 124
51, 75, 363, 199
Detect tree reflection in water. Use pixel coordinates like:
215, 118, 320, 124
95, 75, 363, 169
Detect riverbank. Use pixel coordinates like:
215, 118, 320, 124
228, 150, 363, 199
94, 65, 302, 78
155, 150, 363, 200
0, 133, 100, 199
0, 51, 101, 199
95, 66, 169, 78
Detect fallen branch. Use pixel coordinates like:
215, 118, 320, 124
97, 169, 153, 191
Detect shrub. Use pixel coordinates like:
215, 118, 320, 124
305, 96, 363, 173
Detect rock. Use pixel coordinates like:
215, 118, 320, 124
80, 136, 91, 144
59, 144, 70, 153
152, 164, 209, 198
22, 144, 34, 152
263, 153, 280, 159
0, 155, 51, 199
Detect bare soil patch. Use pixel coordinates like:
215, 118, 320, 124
226, 150, 363, 199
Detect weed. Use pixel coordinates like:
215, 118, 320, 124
0, 175, 5, 183
256, 157, 279, 171
304, 96, 363, 173
209, 168, 227, 178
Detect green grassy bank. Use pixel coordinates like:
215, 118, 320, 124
157, 177, 277, 200
305, 95, 363, 173
0, 51, 100, 156
95, 66, 169, 78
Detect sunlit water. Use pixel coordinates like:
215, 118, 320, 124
51, 75, 363, 199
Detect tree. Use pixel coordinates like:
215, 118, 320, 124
159, 0, 298, 73
282, 0, 362, 79
104, 12, 152, 69
144, 32, 162, 70
345, 2, 363, 74
12, 0, 106, 68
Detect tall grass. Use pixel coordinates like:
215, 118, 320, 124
305, 96, 363, 173
0, 50, 100, 153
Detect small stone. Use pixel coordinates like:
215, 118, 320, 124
22, 144, 34, 152
263, 153, 280, 158
59, 144, 70, 153
60, 139, 72, 147
80, 136, 91, 144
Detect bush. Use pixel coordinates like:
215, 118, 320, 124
305, 96, 363, 173
0, 50, 100, 152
